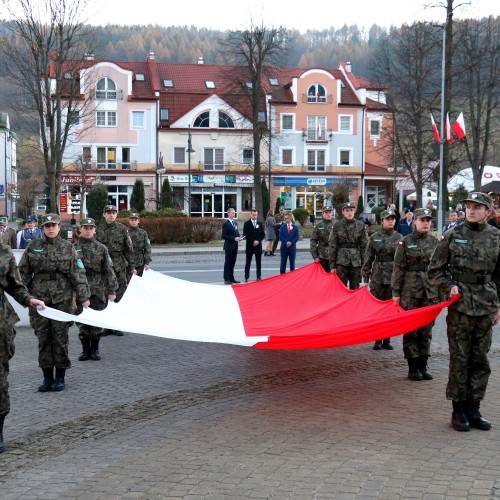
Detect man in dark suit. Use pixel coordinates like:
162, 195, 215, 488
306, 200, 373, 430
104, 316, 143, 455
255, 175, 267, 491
221, 207, 243, 284
279, 212, 299, 274
397, 211, 414, 236
243, 209, 265, 282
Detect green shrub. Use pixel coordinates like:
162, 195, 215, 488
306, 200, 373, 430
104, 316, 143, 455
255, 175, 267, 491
292, 207, 310, 226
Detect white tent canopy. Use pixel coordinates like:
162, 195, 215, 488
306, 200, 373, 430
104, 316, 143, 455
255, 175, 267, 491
406, 189, 437, 201
448, 166, 500, 192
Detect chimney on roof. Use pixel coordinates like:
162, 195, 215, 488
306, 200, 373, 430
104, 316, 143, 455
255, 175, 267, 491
345, 61, 352, 72
197, 56, 204, 65
148, 52, 155, 60
84, 53, 94, 61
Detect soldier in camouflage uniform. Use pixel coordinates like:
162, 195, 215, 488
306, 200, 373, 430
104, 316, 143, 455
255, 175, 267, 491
310, 206, 334, 272
18, 214, 90, 393
96, 205, 136, 336
128, 213, 152, 277
361, 209, 402, 350
0, 244, 45, 452
329, 201, 368, 290
272, 207, 285, 255
391, 208, 438, 381
74, 218, 118, 362
428, 192, 500, 432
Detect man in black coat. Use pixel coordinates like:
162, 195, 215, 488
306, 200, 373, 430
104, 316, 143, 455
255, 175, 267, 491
243, 209, 266, 282
221, 207, 243, 284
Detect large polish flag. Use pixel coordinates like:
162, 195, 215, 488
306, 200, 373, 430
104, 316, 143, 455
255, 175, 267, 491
38, 264, 456, 350
430, 113, 440, 143
451, 112, 466, 141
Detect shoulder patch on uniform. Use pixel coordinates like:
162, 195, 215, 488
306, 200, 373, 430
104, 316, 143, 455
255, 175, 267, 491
407, 244, 418, 249
108, 255, 113, 264
76, 248, 82, 252
373, 239, 382, 242
398, 241, 403, 246
32, 248, 44, 253
147, 239, 150, 244
454, 239, 468, 244
76, 259, 85, 269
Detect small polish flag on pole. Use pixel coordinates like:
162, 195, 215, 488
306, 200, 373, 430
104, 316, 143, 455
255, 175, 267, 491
446, 112, 453, 143
430, 113, 440, 143
451, 112, 466, 140
317, 124, 322, 139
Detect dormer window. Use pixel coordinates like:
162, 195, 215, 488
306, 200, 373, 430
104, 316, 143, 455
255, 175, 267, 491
307, 83, 326, 103
163, 79, 173, 88
96, 77, 117, 100
193, 111, 210, 128
269, 77, 279, 86
205, 80, 215, 89
219, 111, 234, 128
64, 72, 73, 80
135, 73, 145, 81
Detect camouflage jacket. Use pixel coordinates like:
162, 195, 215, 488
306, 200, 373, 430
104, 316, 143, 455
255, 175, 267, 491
128, 227, 152, 267
310, 218, 334, 260
427, 220, 500, 315
74, 237, 118, 302
329, 219, 368, 268
391, 229, 438, 304
18, 235, 90, 305
96, 221, 135, 272
0, 244, 32, 327
361, 228, 402, 285
1, 227, 17, 249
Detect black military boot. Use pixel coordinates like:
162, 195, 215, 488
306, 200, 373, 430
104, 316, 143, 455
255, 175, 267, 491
114, 330, 124, 336
373, 340, 382, 350
451, 401, 470, 431
90, 338, 101, 361
51, 368, 66, 391
78, 339, 91, 361
38, 368, 54, 392
466, 401, 491, 430
407, 358, 423, 381
418, 355, 433, 380
0, 415, 5, 453
382, 338, 394, 350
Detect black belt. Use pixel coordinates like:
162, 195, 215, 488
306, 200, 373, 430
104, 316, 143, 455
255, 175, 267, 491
339, 243, 359, 249
85, 269, 100, 277
406, 263, 428, 272
375, 255, 394, 263
453, 273, 492, 285
34, 272, 66, 281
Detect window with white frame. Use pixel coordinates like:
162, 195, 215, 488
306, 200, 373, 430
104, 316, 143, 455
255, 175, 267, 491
174, 147, 186, 164
121, 148, 131, 170
307, 150, 326, 172
96, 111, 116, 127
96, 77, 117, 100
68, 109, 80, 126
97, 147, 117, 169
370, 119, 381, 137
338, 148, 352, 166
307, 116, 326, 140
242, 148, 253, 165
132, 111, 145, 128
281, 114, 294, 131
307, 83, 327, 103
281, 148, 293, 165
204, 148, 224, 170
339, 115, 353, 133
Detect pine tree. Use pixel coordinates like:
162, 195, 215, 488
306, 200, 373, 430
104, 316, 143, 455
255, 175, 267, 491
86, 183, 109, 224
161, 177, 174, 209
130, 179, 145, 212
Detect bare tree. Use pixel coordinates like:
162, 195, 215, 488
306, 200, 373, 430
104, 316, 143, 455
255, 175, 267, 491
1, 0, 95, 213
371, 22, 442, 208
17, 175, 43, 216
453, 16, 500, 189
221, 22, 288, 217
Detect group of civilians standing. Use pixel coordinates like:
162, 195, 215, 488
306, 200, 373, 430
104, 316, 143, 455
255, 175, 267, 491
222, 193, 500, 434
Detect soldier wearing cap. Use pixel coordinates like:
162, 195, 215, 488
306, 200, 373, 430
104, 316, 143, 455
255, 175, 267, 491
328, 200, 368, 289
18, 214, 90, 392
128, 213, 152, 277
392, 208, 438, 381
362, 209, 403, 350
74, 218, 118, 361
19, 215, 43, 249
0, 219, 17, 249
428, 192, 500, 432
96, 205, 136, 335
310, 206, 334, 272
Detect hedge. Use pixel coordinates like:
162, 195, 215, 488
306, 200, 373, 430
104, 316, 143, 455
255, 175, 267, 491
118, 217, 224, 244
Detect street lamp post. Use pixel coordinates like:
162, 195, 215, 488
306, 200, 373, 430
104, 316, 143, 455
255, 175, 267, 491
156, 153, 165, 210
186, 125, 195, 217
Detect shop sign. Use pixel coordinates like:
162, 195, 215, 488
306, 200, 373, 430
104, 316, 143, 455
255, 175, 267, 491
307, 178, 327, 186
274, 177, 358, 187
60, 192, 68, 213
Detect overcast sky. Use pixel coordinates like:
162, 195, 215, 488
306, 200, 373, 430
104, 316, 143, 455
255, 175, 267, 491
91, 0, 498, 31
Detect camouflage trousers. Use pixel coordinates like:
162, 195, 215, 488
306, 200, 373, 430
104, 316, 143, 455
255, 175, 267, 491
446, 307, 493, 402
401, 295, 434, 359
78, 295, 106, 341
336, 265, 361, 290
115, 267, 128, 303
318, 258, 330, 273
29, 300, 73, 370
0, 325, 15, 417
369, 282, 392, 301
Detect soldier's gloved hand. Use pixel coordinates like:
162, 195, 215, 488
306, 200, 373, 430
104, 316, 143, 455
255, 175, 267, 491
30, 298, 46, 309
449, 285, 460, 299
360, 282, 369, 288
393, 296, 400, 305
493, 308, 500, 326
313, 258, 320, 263
330, 268, 337, 274
131, 268, 137, 275
81, 300, 90, 309
144, 264, 150, 270
108, 294, 116, 302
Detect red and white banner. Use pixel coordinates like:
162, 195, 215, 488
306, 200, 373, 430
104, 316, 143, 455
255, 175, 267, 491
38, 264, 456, 350
430, 113, 440, 144
446, 112, 453, 143
451, 111, 466, 141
